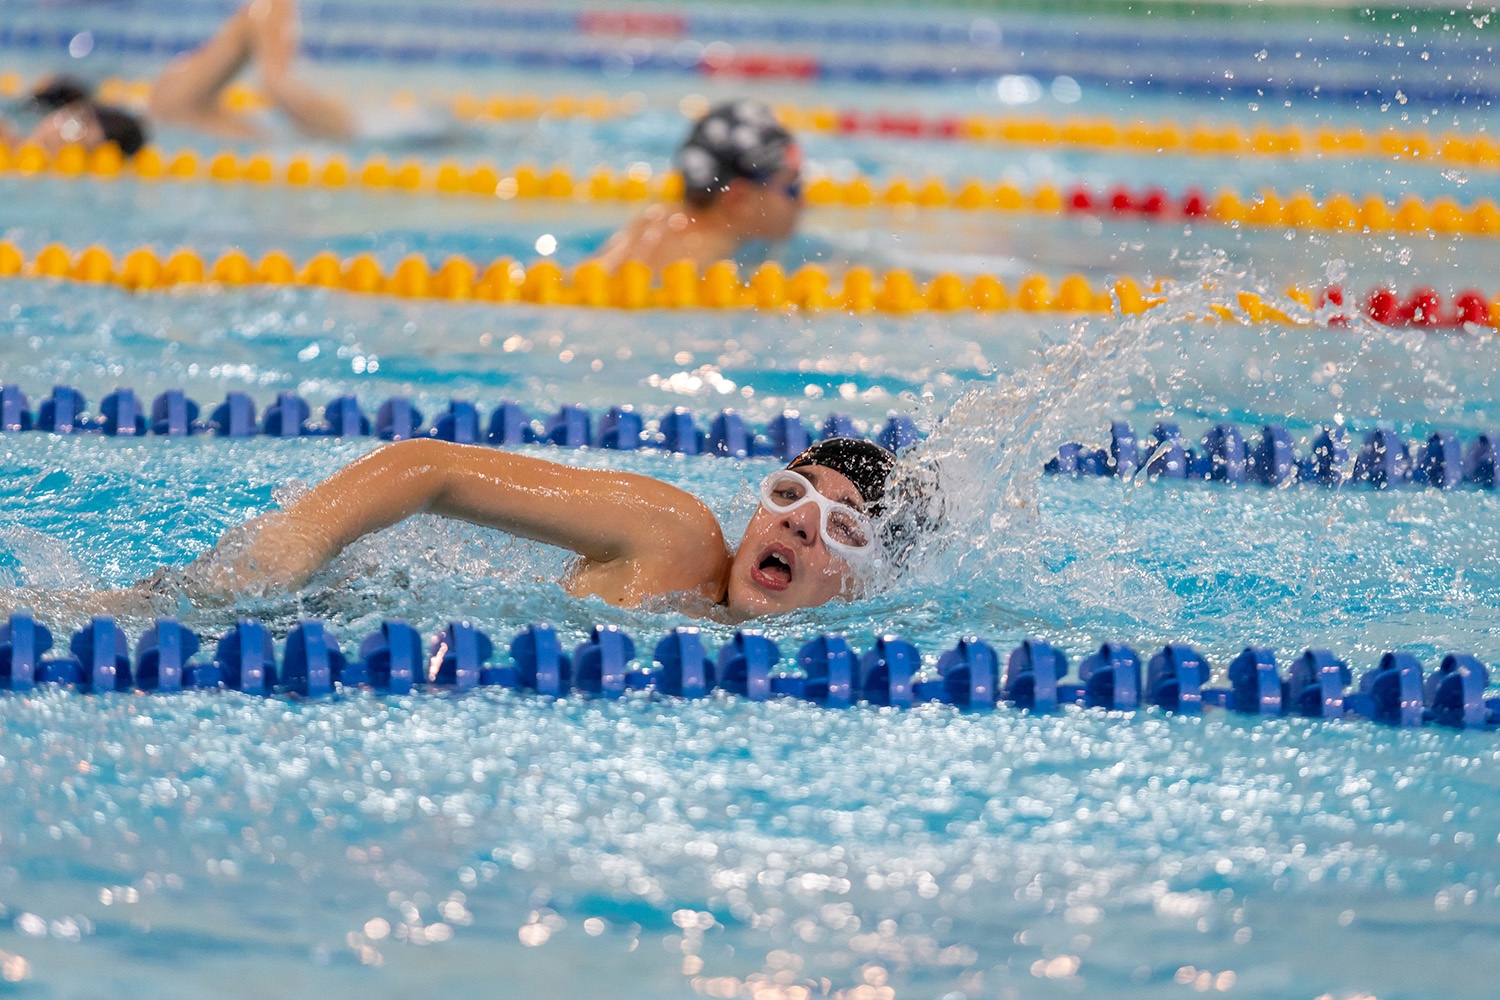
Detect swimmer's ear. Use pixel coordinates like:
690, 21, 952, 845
717, 177, 764, 211
875, 457, 944, 572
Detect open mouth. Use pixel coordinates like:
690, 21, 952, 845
750, 547, 794, 590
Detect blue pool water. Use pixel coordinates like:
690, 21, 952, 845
4, 2, 1500, 998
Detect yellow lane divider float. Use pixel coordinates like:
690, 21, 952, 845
2, 138, 1497, 241
5, 239, 1498, 328
0, 239, 1195, 316
4, 73, 1496, 171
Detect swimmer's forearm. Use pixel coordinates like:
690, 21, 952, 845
247, 0, 354, 140
167, 440, 461, 600
166, 442, 422, 599
167, 508, 335, 599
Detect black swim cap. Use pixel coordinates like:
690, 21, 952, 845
93, 104, 147, 158
28, 76, 94, 111
676, 99, 795, 206
786, 438, 896, 515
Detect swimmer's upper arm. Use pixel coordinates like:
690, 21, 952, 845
295, 438, 715, 567
430, 443, 725, 569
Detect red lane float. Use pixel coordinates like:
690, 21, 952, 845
577, 11, 687, 37
1320, 286, 1494, 328
702, 51, 820, 80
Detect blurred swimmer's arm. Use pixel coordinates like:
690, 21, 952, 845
244, 0, 354, 140
148, 0, 352, 141
147, 1, 263, 138
167, 439, 725, 600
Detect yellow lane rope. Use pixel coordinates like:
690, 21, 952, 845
2, 138, 1498, 241
7, 239, 1498, 328
0, 239, 1307, 319
6, 73, 1495, 171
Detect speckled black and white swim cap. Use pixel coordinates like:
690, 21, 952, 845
786, 438, 897, 515
675, 99, 796, 201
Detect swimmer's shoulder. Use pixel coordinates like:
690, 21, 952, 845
613, 472, 729, 589
566, 480, 727, 606
592, 210, 656, 270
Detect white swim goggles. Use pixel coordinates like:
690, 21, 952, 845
758, 470, 877, 561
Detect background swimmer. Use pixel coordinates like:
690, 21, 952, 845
0, 75, 148, 158
32, 437, 905, 624
593, 99, 804, 271
1, 0, 430, 156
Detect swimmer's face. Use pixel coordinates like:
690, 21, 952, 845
753, 162, 804, 240
721, 149, 803, 242
727, 463, 866, 616
28, 104, 106, 155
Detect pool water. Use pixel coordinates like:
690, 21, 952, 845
3, 2, 1500, 998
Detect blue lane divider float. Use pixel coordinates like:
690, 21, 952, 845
0, 384, 921, 456
0, 0, 1430, 64
0, 3, 1484, 106
3, 613, 1496, 731
1047, 419, 1500, 490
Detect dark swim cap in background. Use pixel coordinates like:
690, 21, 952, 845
675, 99, 795, 200
27, 76, 94, 111
94, 104, 148, 157
786, 438, 897, 514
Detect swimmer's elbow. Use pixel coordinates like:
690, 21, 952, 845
363, 438, 450, 490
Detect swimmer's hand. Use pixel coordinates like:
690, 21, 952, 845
0, 581, 172, 626
162, 510, 337, 601
0, 508, 334, 627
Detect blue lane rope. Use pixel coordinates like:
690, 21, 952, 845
1047, 419, 1500, 490
3, 0, 1466, 65
1, 612, 1494, 730
0, 17, 1486, 105
0, 383, 921, 457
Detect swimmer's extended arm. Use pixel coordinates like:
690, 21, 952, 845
171, 439, 726, 600
148, 0, 353, 141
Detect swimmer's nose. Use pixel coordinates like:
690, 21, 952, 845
782, 502, 820, 544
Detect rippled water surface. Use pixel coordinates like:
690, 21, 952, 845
3, 690, 1498, 1000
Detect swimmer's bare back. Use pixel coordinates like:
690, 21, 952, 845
592, 203, 743, 272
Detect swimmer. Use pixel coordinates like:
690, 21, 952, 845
592, 99, 804, 272
74, 436, 904, 623
0, 75, 148, 158
1, 0, 370, 156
